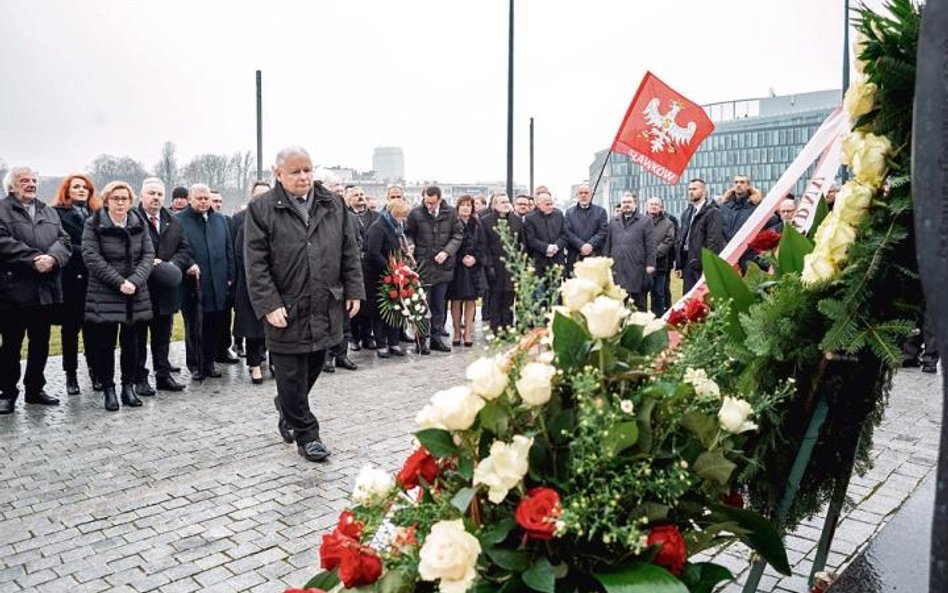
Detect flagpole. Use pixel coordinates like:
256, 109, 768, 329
840, 0, 851, 185
590, 150, 612, 207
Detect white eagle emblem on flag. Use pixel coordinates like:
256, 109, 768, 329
641, 98, 698, 154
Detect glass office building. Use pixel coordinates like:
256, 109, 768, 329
592, 90, 841, 218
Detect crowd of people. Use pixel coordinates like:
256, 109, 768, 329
7, 150, 905, 461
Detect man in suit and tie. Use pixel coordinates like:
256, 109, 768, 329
135, 178, 195, 393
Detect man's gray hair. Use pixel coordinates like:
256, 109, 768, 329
647, 196, 662, 206
141, 177, 165, 191
189, 183, 211, 196
3, 167, 33, 193
275, 146, 311, 166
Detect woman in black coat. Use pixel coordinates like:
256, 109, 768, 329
82, 181, 155, 411
51, 174, 101, 395
446, 195, 486, 347
364, 199, 411, 358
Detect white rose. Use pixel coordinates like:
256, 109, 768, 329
620, 399, 635, 414
418, 519, 482, 593
683, 367, 720, 398
834, 180, 874, 226
560, 277, 602, 312
466, 356, 508, 401
352, 465, 394, 506
801, 249, 839, 286
473, 436, 533, 503
718, 396, 759, 434
416, 386, 485, 431
627, 311, 665, 337
581, 296, 628, 339
604, 282, 628, 301
851, 132, 892, 189
814, 213, 857, 264
572, 257, 615, 289
536, 350, 555, 364
840, 131, 865, 167
844, 78, 878, 123
515, 362, 557, 407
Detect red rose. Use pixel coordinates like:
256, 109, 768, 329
647, 525, 687, 576
396, 447, 440, 489
683, 297, 710, 324
514, 487, 562, 540
666, 307, 688, 328
336, 511, 364, 539
337, 544, 383, 588
748, 229, 782, 253
388, 289, 399, 299
383, 275, 392, 284
319, 530, 350, 570
405, 288, 414, 297
722, 489, 745, 509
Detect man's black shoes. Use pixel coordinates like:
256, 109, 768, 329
430, 338, 452, 353
322, 360, 336, 373
135, 381, 156, 396
298, 440, 331, 462
25, 391, 59, 406
922, 361, 938, 374
156, 377, 186, 391
0, 400, 14, 414
335, 356, 358, 371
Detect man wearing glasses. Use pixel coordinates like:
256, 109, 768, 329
0, 167, 72, 413
563, 183, 608, 275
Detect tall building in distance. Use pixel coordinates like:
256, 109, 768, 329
372, 146, 405, 182
591, 89, 840, 217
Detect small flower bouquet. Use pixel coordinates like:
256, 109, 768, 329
379, 254, 429, 338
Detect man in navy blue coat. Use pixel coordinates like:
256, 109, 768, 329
177, 183, 235, 380
563, 183, 608, 274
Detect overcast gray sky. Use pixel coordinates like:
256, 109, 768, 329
0, 0, 861, 198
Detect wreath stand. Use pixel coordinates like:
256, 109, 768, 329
741, 353, 867, 592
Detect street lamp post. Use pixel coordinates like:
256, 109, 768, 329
506, 0, 514, 199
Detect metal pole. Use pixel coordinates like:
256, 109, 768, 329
590, 151, 611, 205
529, 117, 534, 196
838, 0, 851, 187
505, 0, 514, 199
256, 70, 263, 180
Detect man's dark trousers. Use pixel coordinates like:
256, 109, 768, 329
650, 270, 669, 316
271, 349, 326, 445
488, 290, 515, 332
683, 266, 702, 294
427, 282, 450, 336
136, 313, 174, 383
0, 306, 53, 400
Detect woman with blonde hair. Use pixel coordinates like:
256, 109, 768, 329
82, 181, 155, 411
50, 174, 102, 394
364, 198, 412, 358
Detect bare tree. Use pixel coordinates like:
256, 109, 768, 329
181, 153, 232, 191
87, 154, 149, 192
230, 151, 255, 197
153, 141, 179, 190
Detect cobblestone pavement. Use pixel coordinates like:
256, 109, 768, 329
0, 339, 942, 593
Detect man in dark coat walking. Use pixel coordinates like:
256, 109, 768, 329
244, 147, 364, 462
135, 178, 194, 393
604, 193, 656, 312
481, 193, 523, 331
676, 178, 724, 293
0, 167, 72, 413
405, 185, 463, 353
645, 197, 676, 315
563, 183, 608, 274
177, 183, 236, 381
523, 189, 567, 277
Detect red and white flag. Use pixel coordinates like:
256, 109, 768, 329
612, 72, 715, 185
